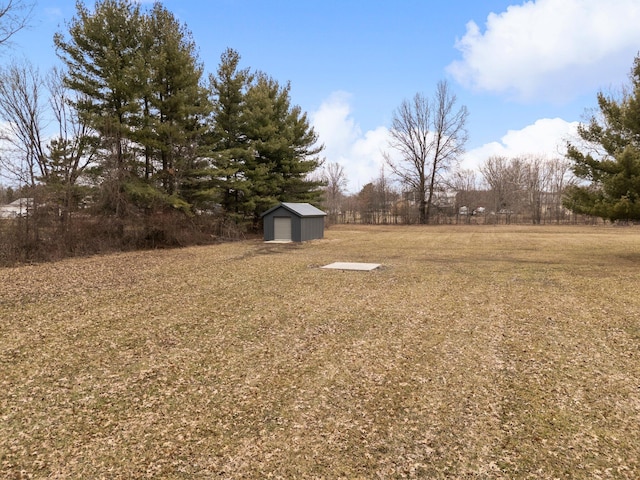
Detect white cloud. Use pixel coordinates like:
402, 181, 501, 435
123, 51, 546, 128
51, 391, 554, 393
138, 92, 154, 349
44, 8, 63, 19
312, 92, 390, 193
313, 95, 581, 193
448, 0, 640, 101
312, 91, 360, 153
461, 118, 580, 171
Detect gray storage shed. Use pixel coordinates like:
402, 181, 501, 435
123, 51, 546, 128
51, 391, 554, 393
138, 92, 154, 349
261, 202, 327, 242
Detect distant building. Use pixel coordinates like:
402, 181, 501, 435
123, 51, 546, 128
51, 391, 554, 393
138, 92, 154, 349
0, 198, 33, 218
454, 190, 494, 213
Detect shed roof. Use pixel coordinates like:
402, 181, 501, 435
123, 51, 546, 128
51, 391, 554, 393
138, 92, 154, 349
261, 202, 326, 218
8, 197, 33, 206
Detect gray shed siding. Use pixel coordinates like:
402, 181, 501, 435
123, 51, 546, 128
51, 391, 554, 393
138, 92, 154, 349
262, 203, 326, 242
300, 216, 325, 241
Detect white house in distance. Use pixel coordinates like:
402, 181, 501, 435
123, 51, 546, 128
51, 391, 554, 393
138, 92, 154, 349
0, 198, 33, 218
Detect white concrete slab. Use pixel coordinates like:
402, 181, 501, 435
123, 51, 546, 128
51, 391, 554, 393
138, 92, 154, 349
321, 262, 381, 271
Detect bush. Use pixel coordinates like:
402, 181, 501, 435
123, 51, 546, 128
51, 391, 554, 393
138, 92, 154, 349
0, 207, 248, 266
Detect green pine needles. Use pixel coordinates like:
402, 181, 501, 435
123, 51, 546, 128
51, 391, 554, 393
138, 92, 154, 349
564, 55, 640, 222
53, 0, 323, 231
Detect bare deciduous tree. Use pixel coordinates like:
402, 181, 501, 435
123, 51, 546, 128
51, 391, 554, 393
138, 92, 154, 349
480, 156, 521, 221
371, 165, 398, 223
385, 80, 468, 223
0, 0, 33, 48
481, 155, 575, 224
521, 155, 553, 224
322, 161, 347, 223
0, 61, 48, 186
448, 168, 478, 222
0, 62, 94, 221
45, 67, 96, 224
546, 157, 574, 223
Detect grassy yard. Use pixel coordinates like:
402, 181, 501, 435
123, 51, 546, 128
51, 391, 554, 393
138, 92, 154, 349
1, 224, 639, 479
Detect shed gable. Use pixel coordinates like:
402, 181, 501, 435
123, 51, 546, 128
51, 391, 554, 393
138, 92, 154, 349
261, 202, 326, 242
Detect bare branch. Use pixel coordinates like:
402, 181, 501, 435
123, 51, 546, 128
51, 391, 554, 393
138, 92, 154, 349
0, 0, 34, 47
385, 80, 468, 223
0, 60, 48, 185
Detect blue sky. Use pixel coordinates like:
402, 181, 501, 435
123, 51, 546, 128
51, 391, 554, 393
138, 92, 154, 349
7, 0, 640, 192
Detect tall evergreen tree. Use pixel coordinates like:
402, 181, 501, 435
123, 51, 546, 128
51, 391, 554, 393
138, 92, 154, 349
565, 55, 640, 221
54, 0, 145, 215
55, 0, 210, 214
206, 48, 254, 219
57, 4, 323, 228
140, 3, 210, 199
206, 51, 323, 225
54, 0, 143, 170
244, 73, 324, 221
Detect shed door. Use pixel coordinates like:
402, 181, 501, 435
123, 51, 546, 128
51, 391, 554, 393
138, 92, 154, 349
273, 216, 292, 241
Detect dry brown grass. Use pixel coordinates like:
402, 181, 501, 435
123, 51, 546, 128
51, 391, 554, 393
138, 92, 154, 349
1, 224, 640, 479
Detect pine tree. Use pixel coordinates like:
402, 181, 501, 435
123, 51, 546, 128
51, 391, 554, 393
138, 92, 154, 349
244, 73, 324, 221
205, 50, 323, 225
55, 0, 210, 215
54, 0, 145, 215
140, 3, 210, 199
206, 48, 254, 220
54, 0, 144, 168
565, 55, 640, 221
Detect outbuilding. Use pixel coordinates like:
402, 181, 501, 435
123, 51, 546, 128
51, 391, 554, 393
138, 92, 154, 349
261, 202, 326, 242
0, 198, 33, 218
